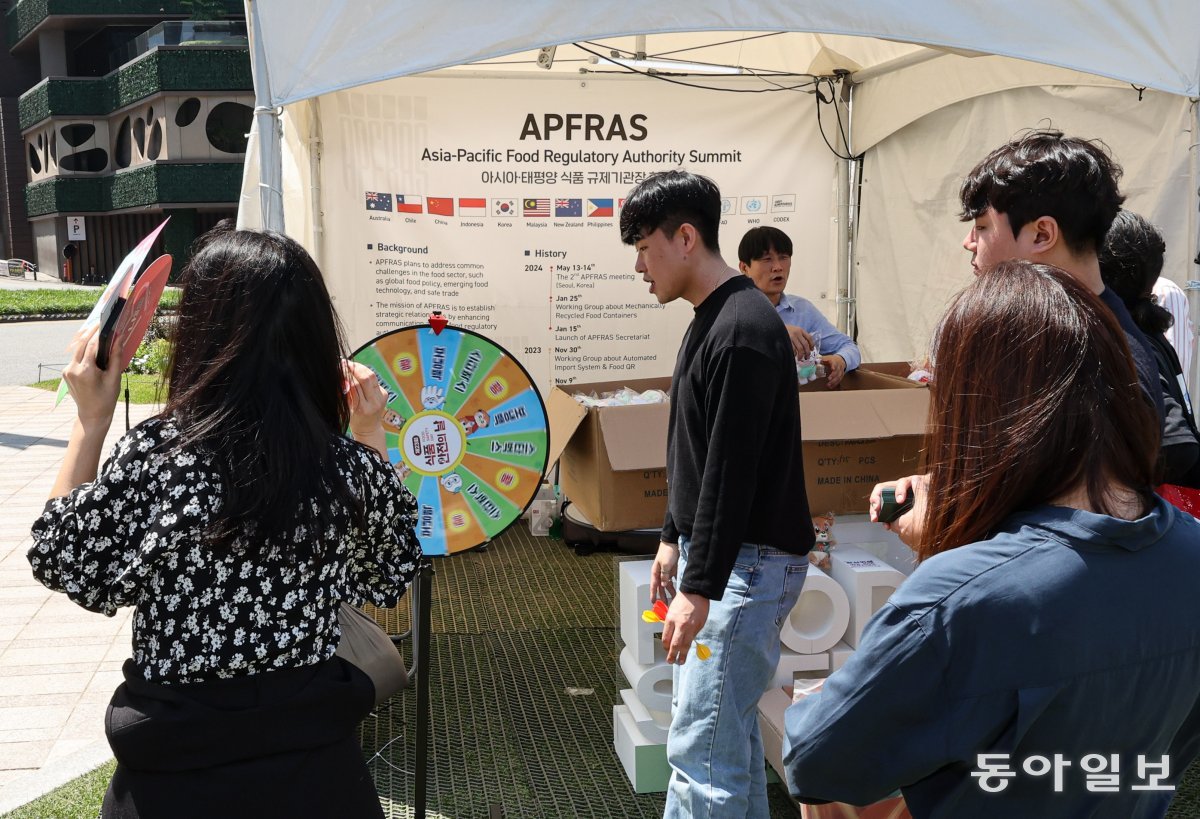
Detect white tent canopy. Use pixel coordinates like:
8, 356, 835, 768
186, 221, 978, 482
249, 0, 1200, 106
241, 0, 1200, 369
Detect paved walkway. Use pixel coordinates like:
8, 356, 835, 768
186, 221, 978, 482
0, 385, 162, 813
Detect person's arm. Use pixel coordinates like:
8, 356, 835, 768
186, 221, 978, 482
344, 453, 422, 608
659, 346, 779, 664
789, 299, 860, 368
50, 326, 124, 498
784, 602, 954, 804
29, 421, 157, 616
869, 475, 929, 548
1159, 383, 1200, 483
678, 346, 778, 600
787, 298, 860, 388
344, 360, 388, 459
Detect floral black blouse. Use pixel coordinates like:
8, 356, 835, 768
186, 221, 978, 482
29, 417, 420, 685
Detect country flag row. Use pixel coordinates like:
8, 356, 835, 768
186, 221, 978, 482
365, 191, 800, 217
365, 193, 621, 218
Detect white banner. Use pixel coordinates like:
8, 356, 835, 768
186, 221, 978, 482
319, 74, 839, 390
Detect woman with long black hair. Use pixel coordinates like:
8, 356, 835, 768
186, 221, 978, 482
29, 226, 420, 818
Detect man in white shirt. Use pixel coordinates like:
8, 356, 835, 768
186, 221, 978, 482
738, 227, 860, 388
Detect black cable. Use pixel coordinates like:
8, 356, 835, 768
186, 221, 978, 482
580, 34, 793, 75
579, 39, 806, 80
814, 88, 856, 161
466, 58, 590, 66
574, 42, 816, 94
652, 31, 786, 58
741, 65, 819, 93
813, 77, 862, 161
825, 78, 852, 152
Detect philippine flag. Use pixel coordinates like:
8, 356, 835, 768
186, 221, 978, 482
493, 198, 517, 216
427, 197, 455, 216
396, 194, 422, 214
365, 192, 392, 212
524, 198, 551, 217
587, 198, 614, 218
555, 198, 583, 217
458, 197, 487, 216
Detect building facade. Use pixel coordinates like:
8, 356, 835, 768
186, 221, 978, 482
3, 0, 250, 281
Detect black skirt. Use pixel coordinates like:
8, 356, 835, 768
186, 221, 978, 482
102, 657, 384, 819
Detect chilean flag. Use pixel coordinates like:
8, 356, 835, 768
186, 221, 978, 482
396, 195, 422, 214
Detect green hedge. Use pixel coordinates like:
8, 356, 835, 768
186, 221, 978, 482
7, 0, 243, 48
0, 287, 179, 317
25, 163, 243, 216
19, 48, 251, 130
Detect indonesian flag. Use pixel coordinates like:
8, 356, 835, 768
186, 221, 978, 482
458, 197, 486, 216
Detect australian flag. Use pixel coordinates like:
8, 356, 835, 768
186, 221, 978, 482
365, 191, 393, 212
555, 198, 582, 217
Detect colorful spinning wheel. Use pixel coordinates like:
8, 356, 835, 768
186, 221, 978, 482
350, 322, 550, 556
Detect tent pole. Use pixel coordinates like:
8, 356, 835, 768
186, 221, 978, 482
1189, 99, 1200, 393
309, 103, 324, 266
842, 79, 860, 340
247, 0, 285, 232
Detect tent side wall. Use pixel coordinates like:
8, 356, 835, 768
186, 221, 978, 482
853, 83, 1197, 363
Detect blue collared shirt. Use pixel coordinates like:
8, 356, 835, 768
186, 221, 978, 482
783, 497, 1200, 818
775, 294, 861, 371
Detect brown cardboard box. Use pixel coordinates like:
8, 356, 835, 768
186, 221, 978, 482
858, 361, 915, 379
548, 376, 671, 532
798, 370, 928, 515
547, 369, 928, 532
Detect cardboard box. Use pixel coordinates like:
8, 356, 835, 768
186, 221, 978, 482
858, 361, 916, 380
548, 376, 671, 531
547, 369, 927, 531
798, 370, 927, 515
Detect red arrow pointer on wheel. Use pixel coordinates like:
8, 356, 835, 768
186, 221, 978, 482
429, 311, 448, 335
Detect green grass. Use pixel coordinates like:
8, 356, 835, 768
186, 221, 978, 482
31, 374, 166, 404
1, 759, 114, 819
0, 288, 179, 318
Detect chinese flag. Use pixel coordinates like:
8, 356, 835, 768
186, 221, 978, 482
427, 197, 454, 216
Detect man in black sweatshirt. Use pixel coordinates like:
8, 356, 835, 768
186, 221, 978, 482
620, 170, 814, 818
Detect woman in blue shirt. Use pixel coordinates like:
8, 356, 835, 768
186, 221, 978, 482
783, 260, 1200, 818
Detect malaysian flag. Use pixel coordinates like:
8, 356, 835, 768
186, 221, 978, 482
365, 192, 392, 212
555, 198, 582, 217
523, 198, 550, 217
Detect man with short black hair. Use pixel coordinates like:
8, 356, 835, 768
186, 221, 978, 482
738, 226, 861, 388
620, 170, 814, 818
876, 130, 1170, 543
959, 130, 1164, 423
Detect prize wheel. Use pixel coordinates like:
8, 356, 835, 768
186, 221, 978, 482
351, 323, 550, 556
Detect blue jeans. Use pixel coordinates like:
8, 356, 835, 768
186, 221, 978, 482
664, 538, 809, 819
